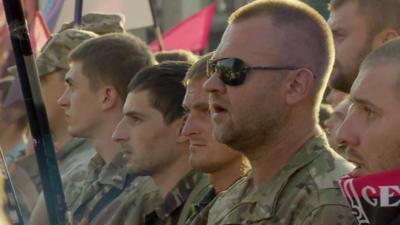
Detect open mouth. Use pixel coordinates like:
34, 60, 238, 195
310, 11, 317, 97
347, 159, 365, 177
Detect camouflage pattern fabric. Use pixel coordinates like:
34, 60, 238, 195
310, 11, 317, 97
59, 13, 125, 34
185, 186, 216, 225
7, 13, 126, 78
7, 29, 98, 77
206, 133, 355, 225
10, 138, 94, 223
143, 171, 208, 225
65, 152, 128, 224
89, 176, 161, 225
57, 138, 95, 178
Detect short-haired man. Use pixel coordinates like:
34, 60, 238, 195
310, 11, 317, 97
58, 33, 153, 224
203, 1, 354, 224
10, 29, 99, 223
181, 53, 250, 225
110, 62, 208, 225
337, 38, 400, 225
12, 13, 126, 223
328, 0, 400, 93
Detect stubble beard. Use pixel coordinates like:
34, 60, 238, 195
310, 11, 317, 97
329, 38, 374, 93
213, 110, 284, 157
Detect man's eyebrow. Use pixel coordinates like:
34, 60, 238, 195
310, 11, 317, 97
351, 96, 380, 110
124, 110, 145, 118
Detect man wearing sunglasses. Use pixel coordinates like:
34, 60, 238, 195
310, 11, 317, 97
203, 0, 354, 225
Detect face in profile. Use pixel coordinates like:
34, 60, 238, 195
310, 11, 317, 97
324, 98, 351, 153
328, 1, 374, 93
182, 77, 243, 173
337, 61, 400, 177
40, 71, 67, 127
57, 61, 103, 138
113, 90, 186, 175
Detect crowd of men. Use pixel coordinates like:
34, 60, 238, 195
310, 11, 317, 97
0, 0, 399, 224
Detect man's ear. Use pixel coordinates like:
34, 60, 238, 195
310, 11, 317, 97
372, 28, 399, 48
101, 86, 120, 111
285, 68, 314, 105
175, 116, 189, 143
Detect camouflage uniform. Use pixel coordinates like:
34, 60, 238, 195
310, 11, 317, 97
8, 14, 126, 224
65, 152, 130, 224
185, 185, 216, 225
59, 13, 125, 34
206, 133, 355, 225
57, 138, 95, 179
5, 142, 26, 165
89, 176, 160, 225
142, 170, 208, 225
11, 138, 94, 223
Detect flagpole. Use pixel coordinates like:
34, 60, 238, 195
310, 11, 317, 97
2, 1, 69, 225
148, 0, 165, 51
74, 0, 84, 28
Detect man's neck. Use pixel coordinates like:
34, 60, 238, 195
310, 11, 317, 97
51, 120, 72, 151
92, 135, 121, 165
91, 113, 122, 164
0, 124, 25, 154
152, 153, 191, 198
209, 157, 249, 193
248, 120, 317, 186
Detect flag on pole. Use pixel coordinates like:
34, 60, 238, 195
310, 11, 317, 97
150, 3, 216, 53
0, 0, 36, 79
30, 11, 51, 54
41, 0, 65, 31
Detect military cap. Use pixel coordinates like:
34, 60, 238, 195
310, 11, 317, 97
8, 29, 98, 77
59, 13, 126, 34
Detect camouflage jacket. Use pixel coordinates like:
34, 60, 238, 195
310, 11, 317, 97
65, 151, 129, 224
57, 138, 95, 178
185, 185, 216, 225
13, 138, 94, 193
89, 176, 160, 225
11, 138, 94, 223
144, 170, 208, 225
206, 133, 355, 225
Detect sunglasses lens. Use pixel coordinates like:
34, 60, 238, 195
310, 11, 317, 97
207, 58, 246, 86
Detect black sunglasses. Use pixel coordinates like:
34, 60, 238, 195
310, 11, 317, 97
207, 57, 299, 86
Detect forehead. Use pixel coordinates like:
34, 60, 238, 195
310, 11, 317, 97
124, 90, 153, 111
66, 61, 83, 78
352, 62, 400, 105
183, 78, 208, 106
328, 1, 365, 28
215, 16, 281, 64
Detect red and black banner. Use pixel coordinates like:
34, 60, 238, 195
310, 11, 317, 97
339, 168, 400, 225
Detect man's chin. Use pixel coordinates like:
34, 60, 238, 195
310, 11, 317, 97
350, 167, 370, 178
328, 72, 353, 93
68, 126, 82, 137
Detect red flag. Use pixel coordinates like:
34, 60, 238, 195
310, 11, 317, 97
30, 11, 51, 54
150, 3, 216, 53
